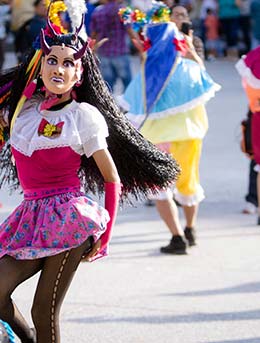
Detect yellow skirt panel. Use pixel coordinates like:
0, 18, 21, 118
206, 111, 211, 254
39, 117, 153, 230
140, 104, 208, 144
169, 139, 202, 197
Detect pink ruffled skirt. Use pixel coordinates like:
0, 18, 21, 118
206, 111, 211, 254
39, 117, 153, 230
0, 187, 109, 260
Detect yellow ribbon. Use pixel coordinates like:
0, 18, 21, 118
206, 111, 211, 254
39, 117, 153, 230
10, 50, 42, 134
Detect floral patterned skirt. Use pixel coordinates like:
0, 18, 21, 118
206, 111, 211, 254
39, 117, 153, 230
0, 187, 109, 260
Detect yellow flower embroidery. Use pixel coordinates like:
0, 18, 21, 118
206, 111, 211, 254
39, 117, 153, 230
43, 123, 57, 137
38, 119, 64, 138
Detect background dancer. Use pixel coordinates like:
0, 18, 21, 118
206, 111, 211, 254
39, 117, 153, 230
119, 1, 220, 254
236, 46, 260, 225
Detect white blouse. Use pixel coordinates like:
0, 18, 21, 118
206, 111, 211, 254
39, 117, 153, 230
11, 95, 109, 158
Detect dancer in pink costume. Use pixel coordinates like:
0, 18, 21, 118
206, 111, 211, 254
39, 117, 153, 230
236, 46, 260, 224
0, 2, 179, 342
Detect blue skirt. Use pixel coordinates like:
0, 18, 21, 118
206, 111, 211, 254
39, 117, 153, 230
123, 58, 220, 128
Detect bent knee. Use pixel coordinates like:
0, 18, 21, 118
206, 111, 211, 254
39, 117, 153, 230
0, 287, 12, 306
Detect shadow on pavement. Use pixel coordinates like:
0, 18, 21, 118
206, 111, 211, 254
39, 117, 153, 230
66, 308, 260, 324
203, 339, 260, 343
160, 281, 260, 297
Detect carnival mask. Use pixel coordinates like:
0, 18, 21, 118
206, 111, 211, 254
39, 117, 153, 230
40, 45, 83, 95
39, 8, 87, 96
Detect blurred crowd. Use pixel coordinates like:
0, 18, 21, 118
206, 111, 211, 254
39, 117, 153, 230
0, 0, 259, 70
134, 0, 259, 60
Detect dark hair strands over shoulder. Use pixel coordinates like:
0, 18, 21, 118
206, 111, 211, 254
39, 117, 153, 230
0, 49, 38, 192
77, 46, 180, 200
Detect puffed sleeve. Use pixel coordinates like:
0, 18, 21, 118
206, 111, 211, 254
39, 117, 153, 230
76, 102, 109, 157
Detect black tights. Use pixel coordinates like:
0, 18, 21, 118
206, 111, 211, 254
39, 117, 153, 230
0, 238, 92, 343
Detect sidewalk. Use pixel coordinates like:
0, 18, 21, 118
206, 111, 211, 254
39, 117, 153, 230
1, 56, 260, 343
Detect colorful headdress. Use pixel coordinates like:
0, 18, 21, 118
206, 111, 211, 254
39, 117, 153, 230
118, 1, 171, 32
45, 0, 87, 34
40, 12, 88, 59
46, 0, 67, 33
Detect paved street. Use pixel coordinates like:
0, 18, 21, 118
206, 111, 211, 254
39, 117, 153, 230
1, 54, 260, 343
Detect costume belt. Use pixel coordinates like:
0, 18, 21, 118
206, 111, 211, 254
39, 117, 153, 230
23, 186, 81, 200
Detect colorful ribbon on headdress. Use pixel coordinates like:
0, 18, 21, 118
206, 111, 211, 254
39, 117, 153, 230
10, 0, 66, 134
10, 49, 43, 134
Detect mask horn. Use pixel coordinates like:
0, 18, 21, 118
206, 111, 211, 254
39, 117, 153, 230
73, 41, 88, 60
47, 17, 58, 38
40, 29, 51, 55
46, 1, 58, 38
75, 14, 85, 35
73, 14, 87, 59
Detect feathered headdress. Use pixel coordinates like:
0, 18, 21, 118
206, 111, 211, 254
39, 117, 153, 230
64, 0, 87, 33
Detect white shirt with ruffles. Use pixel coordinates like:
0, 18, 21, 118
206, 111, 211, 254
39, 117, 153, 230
11, 95, 109, 158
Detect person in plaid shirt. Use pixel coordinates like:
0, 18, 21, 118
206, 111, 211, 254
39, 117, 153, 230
90, 0, 137, 92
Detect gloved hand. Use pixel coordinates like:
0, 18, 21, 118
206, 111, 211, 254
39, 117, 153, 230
81, 182, 121, 262
100, 182, 122, 252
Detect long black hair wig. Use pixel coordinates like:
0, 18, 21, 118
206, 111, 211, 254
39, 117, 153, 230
0, 31, 180, 200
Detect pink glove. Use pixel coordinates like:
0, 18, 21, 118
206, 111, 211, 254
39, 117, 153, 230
100, 182, 121, 252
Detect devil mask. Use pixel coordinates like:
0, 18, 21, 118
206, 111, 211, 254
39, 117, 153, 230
39, 13, 87, 96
